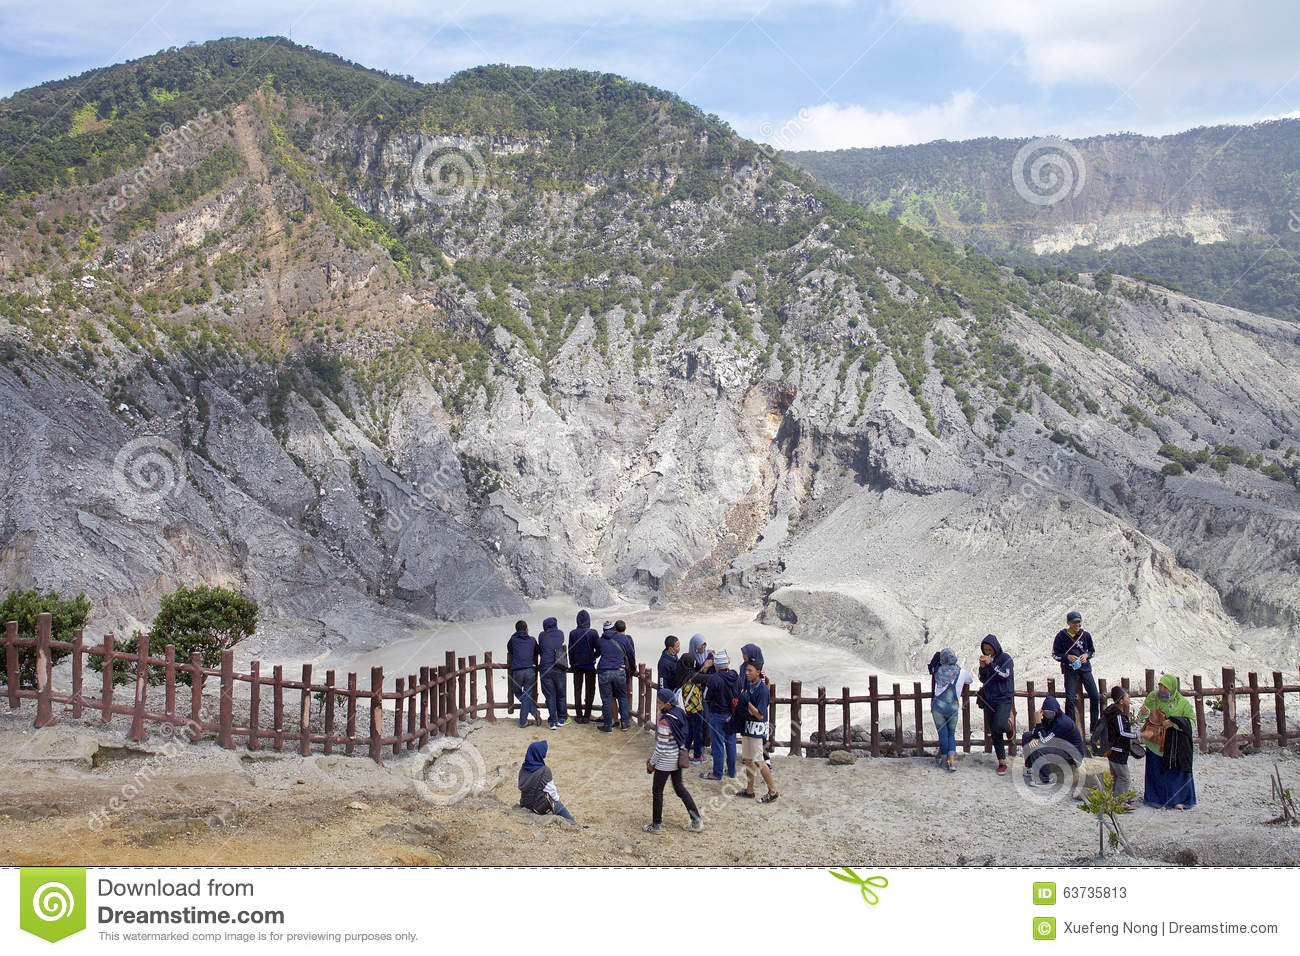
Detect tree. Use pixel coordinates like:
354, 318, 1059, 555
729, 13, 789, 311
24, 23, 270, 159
0, 589, 90, 686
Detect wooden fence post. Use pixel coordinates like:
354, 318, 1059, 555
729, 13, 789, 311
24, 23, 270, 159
468, 655, 479, 716
789, 680, 803, 757
1144, 670, 1155, 694
458, 656, 467, 719
393, 677, 405, 757
1248, 673, 1262, 749
912, 682, 924, 756
218, 650, 235, 749
164, 644, 177, 723
190, 649, 205, 731
892, 683, 903, 755
1274, 671, 1288, 748
1192, 674, 1207, 753
961, 683, 972, 754
418, 667, 430, 747
4, 620, 18, 709
34, 612, 53, 728
868, 675, 881, 757
101, 636, 114, 723
407, 672, 418, 750
446, 651, 459, 737
272, 664, 284, 751
1222, 667, 1239, 757
345, 672, 357, 755
248, 661, 261, 751
816, 686, 827, 757
300, 663, 313, 757
324, 669, 336, 755
71, 629, 83, 719
127, 631, 149, 742
842, 686, 852, 750
369, 666, 384, 764
484, 652, 497, 722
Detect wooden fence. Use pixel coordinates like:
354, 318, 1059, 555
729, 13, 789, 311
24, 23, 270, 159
4, 614, 1298, 764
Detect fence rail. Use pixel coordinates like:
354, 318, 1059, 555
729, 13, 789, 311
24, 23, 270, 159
4, 615, 1297, 764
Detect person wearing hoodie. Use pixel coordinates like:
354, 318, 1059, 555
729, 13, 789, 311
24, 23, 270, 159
1052, 610, 1100, 735
507, 620, 540, 728
740, 642, 764, 676
977, 634, 1016, 775
738, 659, 778, 803
1020, 696, 1085, 786
568, 610, 599, 723
537, 616, 570, 729
658, 636, 682, 702
701, 650, 740, 780
595, 621, 629, 733
688, 634, 713, 755
645, 688, 704, 833
1101, 686, 1140, 810
928, 648, 973, 772
612, 621, 636, 729
517, 741, 576, 822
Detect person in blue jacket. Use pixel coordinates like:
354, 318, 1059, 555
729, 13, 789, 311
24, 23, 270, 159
700, 650, 740, 780
1052, 610, 1099, 735
977, 634, 1015, 775
568, 610, 599, 723
1020, 695, 1085, 786
507, 621, 540, 728
658, 636, 682, 702
595, 621, 628, 733
537, 616, 570, 729
612, 620, 636, 729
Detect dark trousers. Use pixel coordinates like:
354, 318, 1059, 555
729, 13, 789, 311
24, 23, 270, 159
511, 668, 538, 726
598, 670, 628, 727
685, 711, 705, 758
541, 669, 568, 725
572, 669, 596, 720
1022, 739, 1082, 782
988, 699, 1013, 761
652, 768, 699, 824
1063, 668, 1100, 734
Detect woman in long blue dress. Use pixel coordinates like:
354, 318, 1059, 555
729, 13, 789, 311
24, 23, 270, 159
1136, 674, 1197, 809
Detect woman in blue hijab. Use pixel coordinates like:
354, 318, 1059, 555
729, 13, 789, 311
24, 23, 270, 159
517, 741, 576, 822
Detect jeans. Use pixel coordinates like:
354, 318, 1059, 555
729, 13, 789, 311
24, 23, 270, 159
598, 670, 628, 728
706, 711, 736, 778
511, 668, 538, 727
933, 707, 958, 757
551, 799, 576, 823
987, 699, 1012, 761
1063, 668, 1100, 734
652, 768, 699, 824
685, 711, 705, 758
572, 669, 596, 720
541, 669, 568, 725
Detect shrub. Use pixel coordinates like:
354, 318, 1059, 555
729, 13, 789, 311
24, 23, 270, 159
0, 589, 90, 686
1161, 462, 1185, 476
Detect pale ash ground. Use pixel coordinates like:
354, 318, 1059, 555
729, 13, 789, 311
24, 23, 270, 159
2, 711, 1297, 867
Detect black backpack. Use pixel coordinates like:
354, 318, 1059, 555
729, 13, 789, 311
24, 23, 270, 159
1089, 718, 1112, 758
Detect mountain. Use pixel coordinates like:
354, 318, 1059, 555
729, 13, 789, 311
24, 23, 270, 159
1, 38, 1297, 674
783, 123, 1300, 321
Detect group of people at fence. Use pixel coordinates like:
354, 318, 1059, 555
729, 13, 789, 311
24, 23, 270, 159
507, 614, 777, 832
507, 607, 1196, 832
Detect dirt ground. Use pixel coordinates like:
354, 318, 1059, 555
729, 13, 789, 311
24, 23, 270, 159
2, 709, 1298, 867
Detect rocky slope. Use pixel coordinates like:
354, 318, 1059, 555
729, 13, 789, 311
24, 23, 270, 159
0, 39, 1296, 672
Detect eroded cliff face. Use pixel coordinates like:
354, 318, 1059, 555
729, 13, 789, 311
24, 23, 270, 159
1, 77, 1297, 674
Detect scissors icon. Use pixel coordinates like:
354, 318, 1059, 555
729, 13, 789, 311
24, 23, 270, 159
828, 867, 889, 905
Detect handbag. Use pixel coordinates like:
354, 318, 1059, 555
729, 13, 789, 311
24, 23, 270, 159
677, 747, 690, 769
1140, 711, 1167, 750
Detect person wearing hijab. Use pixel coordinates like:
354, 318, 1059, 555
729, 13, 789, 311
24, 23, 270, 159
1136, 674, 1197, 809
977, 634, 1016, 775
645, 687, 704, 833
690, 634, 714, 673
678, 649, 707, 763
929, 648, 973, 772
517, 741, 576, 822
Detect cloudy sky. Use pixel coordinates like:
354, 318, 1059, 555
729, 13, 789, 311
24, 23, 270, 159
1, 0, 1298, 149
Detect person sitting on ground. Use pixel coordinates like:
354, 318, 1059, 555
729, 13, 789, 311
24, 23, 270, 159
738, 660, 778, 803
595, 620, 629, 733
678, 649, 707, 763
928, 648, 973, 773
1136, 674, 1197, 810
1052, 610, 1099, 735
518, 741, 576, 823
538, 616, 570, 729
568, 610, 599, 724
977, 634, 1016, 775
1100, 686, 1140, 811
645, 688, 704, 833
1020, 695, 1085, 786
507, 620, 540, 728
701, 650, 740, 780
